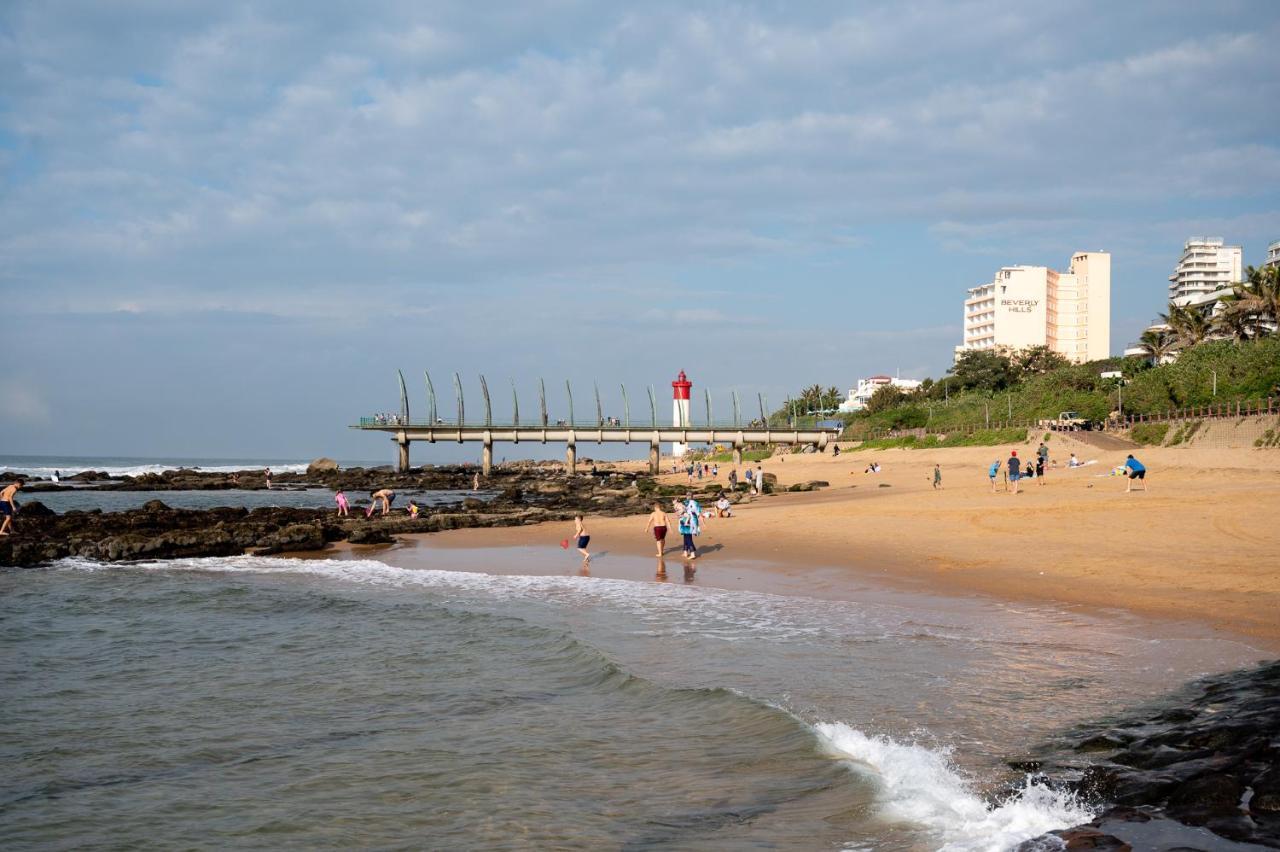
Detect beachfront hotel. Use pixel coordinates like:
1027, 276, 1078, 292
1168, 237, 1242, 304
837, 375, 923, 412
1265, 239, 1280, 269
956, 251, 1111, 364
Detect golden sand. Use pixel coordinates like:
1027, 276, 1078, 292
418, 434, 1280, 650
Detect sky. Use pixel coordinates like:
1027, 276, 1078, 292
2, 1, 1278, 464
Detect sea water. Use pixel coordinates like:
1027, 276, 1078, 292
0, 554, 1266, 850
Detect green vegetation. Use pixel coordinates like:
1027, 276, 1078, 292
820, 336, 1280, 439
1168, 420, 1204, 446
1256, 427, 1280, 449
853, 427, 1026, 451
705, 448, 772, 463
1129, 423, 1170, 446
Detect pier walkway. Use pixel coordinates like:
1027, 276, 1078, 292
353, 419, 838, 474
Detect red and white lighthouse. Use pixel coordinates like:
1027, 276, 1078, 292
671, 370, 692, 457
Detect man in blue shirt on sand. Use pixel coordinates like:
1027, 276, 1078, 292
1123, 454, 1147, 493
988, 459, 1001, 493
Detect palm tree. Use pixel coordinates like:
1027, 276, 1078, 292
1219, 264, 1280, 337
1135, 328, 1177, 363
1213, 304, 1255, 342
824, 386, 843, 413
1161, 303, 1213, 349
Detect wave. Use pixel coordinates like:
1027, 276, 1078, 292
50, 554, 1098, 849
813, 722, 1092, 851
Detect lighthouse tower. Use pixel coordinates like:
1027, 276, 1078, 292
671, 370, 692, 457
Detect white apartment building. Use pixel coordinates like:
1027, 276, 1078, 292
957, 251, 1111, 364
837, 375, 923, 412
1265, 239, 1280, 269
1168, 237, 1241, 304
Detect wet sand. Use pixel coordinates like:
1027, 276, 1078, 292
321, 435, 1280, 652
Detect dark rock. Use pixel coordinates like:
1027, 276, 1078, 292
15, 500, 55, 518
347, 527, 393, 545
141, 499, 171, 513
1165, 774, 1244, 825
307, 457, 339, 474
255, 523, 326, 554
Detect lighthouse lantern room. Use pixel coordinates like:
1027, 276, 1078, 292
671, 370, 692, 457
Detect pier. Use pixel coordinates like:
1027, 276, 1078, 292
352, 371, 841, 474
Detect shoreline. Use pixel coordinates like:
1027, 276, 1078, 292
327, 437, 1280, 652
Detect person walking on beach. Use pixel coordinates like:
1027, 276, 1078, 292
988, 459, 1001, 493
334, 489, 350, 517
1007, 451, 1021, 494
728, 468, 738, 490
1037, 442, 1049, 475
1035, 452, 1046, 485
678, 496, 700, 560
932, 464, 942, 489
0, 478, 24, 536
644, 501, 671, 557
573, 515, 591, 564
754, 465, 764, 494
1123, 454, 1147, 493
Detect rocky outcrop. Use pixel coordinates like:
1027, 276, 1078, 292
306, 457, 339, 475
1015, 660, 1280, 850
0, 467, 668, 567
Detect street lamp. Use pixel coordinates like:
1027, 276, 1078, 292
1212, 370, 1217, 397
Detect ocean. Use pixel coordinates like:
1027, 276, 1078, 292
0, 548, 1265, 850
0, 454, 478, 513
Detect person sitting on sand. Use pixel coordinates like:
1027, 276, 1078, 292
334, 489, 349, 517
1069, 453, 1080, 468
1123, 454, 1148, 493
573, 515, 591, 564
0, 477, 24, 536
715, 494, 732, 518
644, 501, 670, 557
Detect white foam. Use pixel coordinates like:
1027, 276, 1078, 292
814, 722, 1093, 852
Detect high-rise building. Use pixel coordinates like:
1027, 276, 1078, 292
1168, 238, 1242, 304
1265, 240, 1280, 270
957, 251, 1110, 364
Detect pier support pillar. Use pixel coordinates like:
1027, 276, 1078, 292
566, 442, 577, 475
482, 438, 493, 477
732, 444, 743, 468
649, 441, 660, 474
397, 437, 410, 472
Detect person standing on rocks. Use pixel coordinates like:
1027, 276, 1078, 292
334, 490, 350, 517
644, 501, 671, 557
0, 478, 24, 536
369, 488, 395, 517
472, 472, 480, 491
265, 468, 272, 490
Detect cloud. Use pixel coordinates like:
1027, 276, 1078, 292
0, 380, 52, 424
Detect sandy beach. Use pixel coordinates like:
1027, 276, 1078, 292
375, 434, 1280, 651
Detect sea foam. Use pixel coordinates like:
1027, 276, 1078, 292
814, 722, 1092, 851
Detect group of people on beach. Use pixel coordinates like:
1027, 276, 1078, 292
983, 443, 1147, 493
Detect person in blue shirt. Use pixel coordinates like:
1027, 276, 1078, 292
1123, 454, 1147, 493
988, 459, 1001, 493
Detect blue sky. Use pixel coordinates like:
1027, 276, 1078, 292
2, 1, 1278, 464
